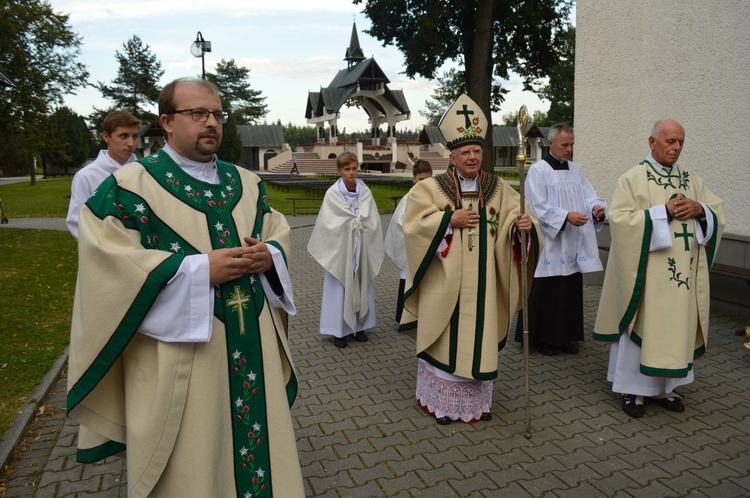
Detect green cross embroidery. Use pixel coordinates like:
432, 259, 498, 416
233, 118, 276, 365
227, 285, 250, 335
456, 104, 474, 128
674, 223, 694, 251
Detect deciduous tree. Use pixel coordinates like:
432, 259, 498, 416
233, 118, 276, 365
353, 0, 571, 170
0, 0, 89, 181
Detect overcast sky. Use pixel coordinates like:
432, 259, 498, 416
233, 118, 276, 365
50, 0, 550, 132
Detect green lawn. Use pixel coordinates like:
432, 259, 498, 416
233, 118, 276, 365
0, 169, 514, 436
0, 229, 77, 436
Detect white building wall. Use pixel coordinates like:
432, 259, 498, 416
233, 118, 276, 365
575, 0, 750, 237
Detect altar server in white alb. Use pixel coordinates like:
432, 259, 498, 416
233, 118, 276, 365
515, 123, 606, 355
66, 110, 140, 239
594, 119, 724, 418
308, 151, 384, 348
384, 159, 433, 322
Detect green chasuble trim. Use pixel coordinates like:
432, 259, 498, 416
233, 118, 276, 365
77, 440, 126, 464
640, 362, 693, 378
706, 208, 718, 268
142, 151, 282, 496
403, 210, 452, 301
398, 320, 417, 332
67, 255, 184, 411
471, 207, 490, 379
593, 209, 653, 342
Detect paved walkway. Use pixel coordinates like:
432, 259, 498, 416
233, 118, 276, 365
2, 216, 750, 497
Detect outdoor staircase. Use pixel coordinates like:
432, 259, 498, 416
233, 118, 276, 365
269, 152, 338, 174
417, 151, 450, 172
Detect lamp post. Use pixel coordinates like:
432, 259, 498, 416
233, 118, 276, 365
190, 31, 211, 79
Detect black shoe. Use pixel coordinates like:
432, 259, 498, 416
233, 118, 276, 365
436, 416, 452, 425
653, 396, 685, 412
333, 337, 348, 348
560, 342, 579, 355
621, 394, 644, 417
353, 332, 368, 342
537, 344, 559, 356
480, 412, 492, 421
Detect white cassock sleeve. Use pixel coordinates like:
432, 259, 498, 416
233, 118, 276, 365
139, 248, 295, 343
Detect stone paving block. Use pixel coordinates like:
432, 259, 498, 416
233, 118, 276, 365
474, 463, 533, 489
686, 460, 742, 486
416, 463, 465, 484
620, 464, 672, 486
651, 453, 704, 476
337, 479, 388, 498
347, 461, 394, 486
515, 454, 568, 479
359, 446, 401, 468
55, 475, 108, 495
393, 439, 439, 461
387, 454, 432, 475
306, 471, 356, 496
377, 472, 428, 496
552, 462, 603, 487
515, 472, 568, 496
449, 471, 499, 496
320, 453, 365, 477
36, 465, 84, 488
493, 480, 535, 498
589, 471, 640, 496
300, 459, 329, 480
551, 447, 599, 470
552, 481, 609, 498
658, 471, 719, 496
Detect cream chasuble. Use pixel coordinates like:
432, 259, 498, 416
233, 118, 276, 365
67, 150, 303, 497
594, 160, 725, 378
400, 168, 540, 380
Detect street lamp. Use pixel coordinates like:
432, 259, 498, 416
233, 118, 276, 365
190, 31, 212, 79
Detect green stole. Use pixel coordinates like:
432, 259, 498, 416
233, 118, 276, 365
79, 149, 278, 496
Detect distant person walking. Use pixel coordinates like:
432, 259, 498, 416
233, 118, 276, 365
290, 154, 299, 174
308, 151, 383, 348
65, 110, 140, 239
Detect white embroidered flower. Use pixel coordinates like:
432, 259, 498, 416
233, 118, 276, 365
221, 191, 227, 198
252, 422, 261, 432
243, 492, 252, 498
227, 185, 233, 192
134, 203, 146, 214
204, 190, 213, 199
249, 276, 256, 285
254, 232, 261, 240
215, 222, 224, 231
235, 397, 243, 408
184, 185, 193, 193
247, 371, 257, 381
239, 447, 248, 456
170, 242, 181, 253
232, 350, 242, 360
166, 172, 174, 179
255, 468, 265, 478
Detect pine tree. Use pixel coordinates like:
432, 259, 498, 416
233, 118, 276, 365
206, 59, 268, 125
96, 35, 164, 122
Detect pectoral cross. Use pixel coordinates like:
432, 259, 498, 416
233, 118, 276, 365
227, 285, 250, 335
674, 223, 694, 251
468, 229, 478, 251
467, 202, 477, 251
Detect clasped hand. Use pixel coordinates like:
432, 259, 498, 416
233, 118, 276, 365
666, 194, 703, 220
208, 236, 273, 285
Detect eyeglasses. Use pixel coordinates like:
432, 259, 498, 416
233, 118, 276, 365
171, 108, 229, 124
